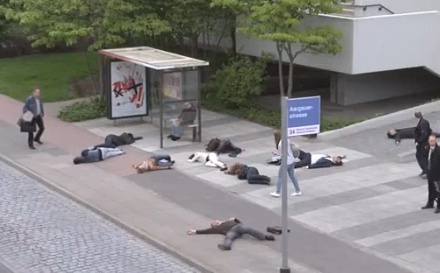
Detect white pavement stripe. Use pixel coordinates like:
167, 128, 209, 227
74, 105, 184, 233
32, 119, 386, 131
355, 220, 440, 247
398, 149, 416, 158
293, 186, 426, 233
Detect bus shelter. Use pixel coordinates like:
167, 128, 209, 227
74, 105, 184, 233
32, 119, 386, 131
99, 47, 209, 148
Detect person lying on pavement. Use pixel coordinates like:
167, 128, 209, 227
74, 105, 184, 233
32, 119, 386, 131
205, 138, 244, 157
294, 150, 345, 169
188, 152, 228, 171
187, 217, 275, 251
387, 127, 440, 145
132, 155, 174, 173
225, 163, 271, 185
94, 132, 142, 148
73, 147, 125, 164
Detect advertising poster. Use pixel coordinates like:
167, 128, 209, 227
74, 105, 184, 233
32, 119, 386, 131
163, 72, 182, 100
110, 61, 147, 118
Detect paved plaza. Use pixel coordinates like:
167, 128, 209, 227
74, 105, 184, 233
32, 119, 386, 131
1, 92, 440, 272
0, 161, 200, 273
77, 108, 440, 273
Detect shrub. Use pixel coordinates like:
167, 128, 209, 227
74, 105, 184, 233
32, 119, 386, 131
58, 97, 106, 122
205, 55, 269, 108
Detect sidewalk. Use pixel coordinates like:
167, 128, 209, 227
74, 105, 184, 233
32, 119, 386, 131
0, 94, 418, 273
0, 94, 317, 273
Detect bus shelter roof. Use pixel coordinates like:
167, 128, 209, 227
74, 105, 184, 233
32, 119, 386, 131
99, 46, 209, 71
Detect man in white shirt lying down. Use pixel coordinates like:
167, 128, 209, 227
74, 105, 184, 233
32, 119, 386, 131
294, 150, 346, 169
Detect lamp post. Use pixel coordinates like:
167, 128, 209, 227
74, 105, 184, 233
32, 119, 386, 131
280, 96, 290, 273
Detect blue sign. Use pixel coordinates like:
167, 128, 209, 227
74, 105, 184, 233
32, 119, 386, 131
287, 96, 321, 137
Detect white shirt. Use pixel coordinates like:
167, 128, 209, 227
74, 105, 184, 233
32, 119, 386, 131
35, 98, 41, 116
311, 154, 332, 165
278, 141, 295, 165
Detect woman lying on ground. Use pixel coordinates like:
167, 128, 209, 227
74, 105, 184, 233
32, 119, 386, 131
205, 138, 244, 157
94, 132, 142, 148
132, 155, 174, 173
188, 152, 228, 171
225, 163, 271, 185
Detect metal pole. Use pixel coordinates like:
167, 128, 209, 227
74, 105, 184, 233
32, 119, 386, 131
160, 72, 164, 149
197, 70, 202, 142
280, 96, 290, 273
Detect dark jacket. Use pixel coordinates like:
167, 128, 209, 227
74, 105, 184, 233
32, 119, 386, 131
23, 96, 44, 117
309, 158, 334, 169
415, 119, 432, 144
195, 219, 241, 235
428, 145, 440, 181
97, 133, 140, 148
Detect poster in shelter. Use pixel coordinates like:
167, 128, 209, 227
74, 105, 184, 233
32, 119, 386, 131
163, 72, 182, 100
110, 61, 147, 118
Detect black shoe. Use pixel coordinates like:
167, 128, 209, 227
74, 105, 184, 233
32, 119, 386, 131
35, 140, 43, 145
217, 244, 231, 251
220, 167, 228, 172
29, 145, 36, 150
422, 203, 434, 209
265, 235, 275, 241
188, 154, 195, 160
167, 135, 173, 139
171, 136, 181, 141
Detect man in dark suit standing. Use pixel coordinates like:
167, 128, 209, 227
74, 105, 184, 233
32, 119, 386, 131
23, 88, 45, 150
422, 135, 440, 213
414, 112, 432, 178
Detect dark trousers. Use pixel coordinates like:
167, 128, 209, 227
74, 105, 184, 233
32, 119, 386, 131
223, 224, 266, 248
295, 151, 311, 169
416, 143, 429, 174
218, 140, 242, 157
427, 179, 440, 204
28, 116, 44, 146
247, 167, 271, 185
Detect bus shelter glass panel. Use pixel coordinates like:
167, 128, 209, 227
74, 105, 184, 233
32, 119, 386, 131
161, 70, 201, 142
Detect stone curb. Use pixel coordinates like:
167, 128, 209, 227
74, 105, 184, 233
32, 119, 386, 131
0, 153, 214, 273
319, 100, 440, 141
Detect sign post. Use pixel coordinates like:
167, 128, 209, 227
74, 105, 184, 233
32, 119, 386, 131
280, 95, 321, 273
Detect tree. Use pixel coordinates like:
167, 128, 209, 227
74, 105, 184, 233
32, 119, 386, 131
212, 0, 343, 98
4, 0, 170, 51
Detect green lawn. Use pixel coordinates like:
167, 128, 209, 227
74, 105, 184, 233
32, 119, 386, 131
0, 52, 99, 102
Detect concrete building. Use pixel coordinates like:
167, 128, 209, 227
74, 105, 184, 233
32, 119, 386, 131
235, 0, 440, 105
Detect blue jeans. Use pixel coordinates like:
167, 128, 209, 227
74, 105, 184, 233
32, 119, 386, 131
276, 163, 300, 193
152, 155, 174, 167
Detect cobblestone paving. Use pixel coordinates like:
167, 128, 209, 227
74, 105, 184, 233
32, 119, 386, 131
0, 161, 200, 273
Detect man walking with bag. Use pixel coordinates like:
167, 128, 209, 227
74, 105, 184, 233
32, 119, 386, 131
23, 88, 45, 150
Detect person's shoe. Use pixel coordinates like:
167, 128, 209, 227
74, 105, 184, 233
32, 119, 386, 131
188, 154, 195, 160
171, 136, 181, 141
435, 208, 440, 214
270, 192, 280, 198
35, 140, 43, 145
29, 145, 36, 150
265, 235, 275, 241
291, 191, 302, 196
167, 135, 173, 139
220, 167, 228, 172
422, 202, 434, 209
217, 244, 231, 251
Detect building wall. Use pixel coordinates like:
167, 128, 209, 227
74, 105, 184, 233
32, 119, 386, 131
331, 68, 440, 105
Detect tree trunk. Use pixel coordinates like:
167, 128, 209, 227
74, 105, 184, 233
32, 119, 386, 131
276, 42, 285, 102
286, 44, 294, 98
230, 26, 237, 58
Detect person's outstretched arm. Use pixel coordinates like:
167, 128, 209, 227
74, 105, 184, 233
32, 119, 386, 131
187, 227, 215, 235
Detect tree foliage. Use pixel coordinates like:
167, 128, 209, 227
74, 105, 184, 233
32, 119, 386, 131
213, 0, 343, 98
4, 0, 170, 50
206, 54, 269, 108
